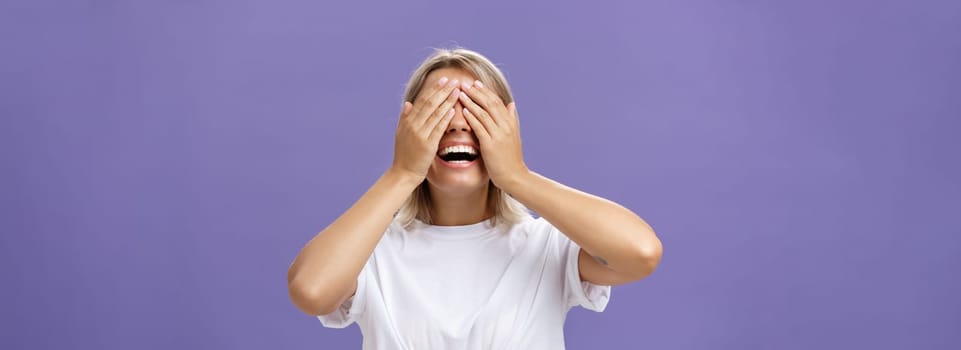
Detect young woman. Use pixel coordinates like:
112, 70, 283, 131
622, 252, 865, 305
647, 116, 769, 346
287, 48, 663, 349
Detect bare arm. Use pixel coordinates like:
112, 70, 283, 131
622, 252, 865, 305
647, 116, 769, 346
287, 77, 463, 316
503, 171, 663, 284
454, 82, 661, 286
287, 169, 421, 315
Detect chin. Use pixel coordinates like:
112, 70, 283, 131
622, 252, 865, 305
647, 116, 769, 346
426, 157, 489, 195
427, 176, 489, 194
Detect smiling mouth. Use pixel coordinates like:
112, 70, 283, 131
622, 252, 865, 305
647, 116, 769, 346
437, 142, 481, 167
438, 152, 479, 163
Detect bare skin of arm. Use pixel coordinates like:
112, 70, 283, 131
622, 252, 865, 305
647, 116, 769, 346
287, 79, 463, 315
503, 171, 663, 285
456, 80, 663, 286
287, 169, 422, 315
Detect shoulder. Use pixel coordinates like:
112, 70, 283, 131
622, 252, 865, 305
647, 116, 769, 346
527, 216, 565, 239
509, 216, 572, 252
498, 215, 549, 238
364, 218, 410, 252
520, 215, 552, 233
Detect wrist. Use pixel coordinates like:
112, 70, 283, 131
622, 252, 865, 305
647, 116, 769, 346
498, 168, 535, 196
384, 167, 425, 190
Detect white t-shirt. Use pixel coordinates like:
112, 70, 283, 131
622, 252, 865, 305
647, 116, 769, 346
317, 215, 611, 350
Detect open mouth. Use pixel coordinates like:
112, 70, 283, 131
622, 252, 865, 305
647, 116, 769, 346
437, 144, 480, 166
439, 152, 479, 163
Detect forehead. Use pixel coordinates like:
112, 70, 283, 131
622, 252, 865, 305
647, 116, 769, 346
425, 67, 477, 85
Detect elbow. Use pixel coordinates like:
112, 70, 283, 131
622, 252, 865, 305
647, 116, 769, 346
287, 276, 342, 316
629, 236, 663, 280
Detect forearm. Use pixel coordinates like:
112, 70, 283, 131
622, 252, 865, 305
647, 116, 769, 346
287, 168, 422, 314
503, 170, 662, 278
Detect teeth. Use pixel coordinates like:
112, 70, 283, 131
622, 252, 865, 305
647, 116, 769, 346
439, 145, 477, 156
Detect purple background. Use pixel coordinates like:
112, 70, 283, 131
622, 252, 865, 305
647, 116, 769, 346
2, 0, 959, 349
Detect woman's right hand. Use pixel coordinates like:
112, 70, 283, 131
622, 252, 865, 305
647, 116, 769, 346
290, 79, 461, 315
390, 77, 462, 181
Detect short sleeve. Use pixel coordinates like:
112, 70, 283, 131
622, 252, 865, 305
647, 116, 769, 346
316, 259, 370, 328
548, 221, 612, 312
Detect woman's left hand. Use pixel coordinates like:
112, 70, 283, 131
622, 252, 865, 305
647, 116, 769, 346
458, 80, 530, 191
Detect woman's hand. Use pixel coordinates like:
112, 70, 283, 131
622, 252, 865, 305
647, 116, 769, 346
390, 77, 463, 181
457, 80, 530, 190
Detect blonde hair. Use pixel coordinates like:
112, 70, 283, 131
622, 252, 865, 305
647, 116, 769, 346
394, 47, 531, 229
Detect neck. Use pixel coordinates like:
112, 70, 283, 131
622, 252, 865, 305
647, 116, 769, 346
427, 182, 492, 226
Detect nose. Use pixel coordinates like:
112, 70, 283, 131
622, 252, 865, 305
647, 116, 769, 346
446, 102, 471, 133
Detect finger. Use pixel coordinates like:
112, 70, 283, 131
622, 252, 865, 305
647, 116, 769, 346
412, 78, 461, 128
459, 80, 496, 113
407, 77, 446, 124
409, 76, 448, 113
458, 90, 500, 129
461, 107, 491, 141
463, 80, 512, 127
422, 87, 461, 134
428, 107, 456, 143
506, 102, 518, 127
396, 102, 413, 130
462, 80, 508, 117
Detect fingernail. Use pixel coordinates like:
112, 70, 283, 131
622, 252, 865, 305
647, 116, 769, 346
451, 88, 460, 96
437, 77, 448, 86
446, 108, 455, 118
459, 91, 468, 99
474, 80, 484, 88
461, 81, 472, 90
449, 79, 460, 87
462, 107, 470, 115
